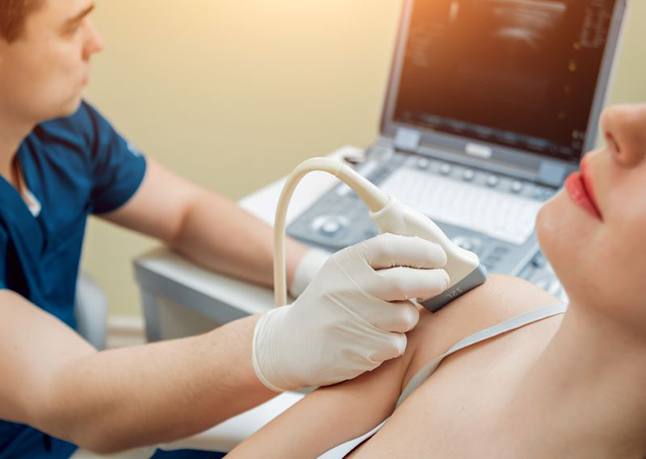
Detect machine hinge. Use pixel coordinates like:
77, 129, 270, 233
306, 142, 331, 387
394, 127, 421, 152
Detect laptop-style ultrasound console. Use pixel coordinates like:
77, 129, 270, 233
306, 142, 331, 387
287, 0, 627, 301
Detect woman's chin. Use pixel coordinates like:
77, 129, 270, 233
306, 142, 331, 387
536, 194, 578, 284
536, 192, 602, 305
535, 196, 562, 259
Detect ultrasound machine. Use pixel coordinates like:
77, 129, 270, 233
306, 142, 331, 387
286, 0, 627, 301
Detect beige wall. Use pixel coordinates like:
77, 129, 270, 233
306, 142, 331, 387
83, 0, 646, 318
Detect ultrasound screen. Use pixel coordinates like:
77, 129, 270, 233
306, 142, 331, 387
394, 0, 618, 161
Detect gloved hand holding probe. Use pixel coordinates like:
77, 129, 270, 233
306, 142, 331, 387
252, 233, 449, 392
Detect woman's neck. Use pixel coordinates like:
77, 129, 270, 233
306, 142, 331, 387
500, 302, 646, 456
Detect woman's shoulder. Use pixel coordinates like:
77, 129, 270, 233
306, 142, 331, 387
406, 274, 561, 371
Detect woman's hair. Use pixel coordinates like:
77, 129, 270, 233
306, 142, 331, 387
0, 0, 43, 42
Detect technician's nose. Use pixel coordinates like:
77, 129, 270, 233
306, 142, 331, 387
82, 20, 104, 60
600, 104, 646, 167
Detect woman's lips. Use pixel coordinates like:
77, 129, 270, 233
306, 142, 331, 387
565, 171, 602, 220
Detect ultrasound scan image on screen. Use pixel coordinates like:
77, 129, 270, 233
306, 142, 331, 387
394, 0, 618, 162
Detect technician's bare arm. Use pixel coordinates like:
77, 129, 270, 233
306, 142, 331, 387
103, 158, 310, 290
0, 289, 273, 454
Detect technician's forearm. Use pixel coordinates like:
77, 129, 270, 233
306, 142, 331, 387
38, 315, 274, 454
169, 191, 308, 290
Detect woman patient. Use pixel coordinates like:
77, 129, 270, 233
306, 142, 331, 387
229, 103, 646, 458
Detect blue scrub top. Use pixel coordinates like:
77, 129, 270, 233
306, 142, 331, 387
0, 101, 147, 458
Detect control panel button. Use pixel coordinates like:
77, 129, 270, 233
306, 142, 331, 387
511, 181, 524, 193
462, 169, 475, 181
311, 215, 349, 238
321, 220, 341, 236
486, 175, 499, 187
416, 158, 430, 169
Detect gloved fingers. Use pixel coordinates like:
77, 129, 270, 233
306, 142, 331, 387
368, 300, 420, 333
368, 332, 408, 363
370, 267, 450, 301
360, 233, 447, 270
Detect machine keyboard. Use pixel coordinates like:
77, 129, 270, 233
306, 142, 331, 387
380, 167, 541, 245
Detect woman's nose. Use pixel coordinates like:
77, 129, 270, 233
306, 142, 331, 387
600, 104, 646, 167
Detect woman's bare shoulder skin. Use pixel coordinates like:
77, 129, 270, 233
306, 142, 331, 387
346, 275, 564, 458
405, 273, 561, 385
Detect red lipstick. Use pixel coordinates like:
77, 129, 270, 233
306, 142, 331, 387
565, 163, 602, 220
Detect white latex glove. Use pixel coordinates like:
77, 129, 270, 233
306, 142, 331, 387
252, 233, 450, 392
288, 247, 330, 298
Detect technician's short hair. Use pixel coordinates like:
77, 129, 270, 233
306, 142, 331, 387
0, 0, 44, 42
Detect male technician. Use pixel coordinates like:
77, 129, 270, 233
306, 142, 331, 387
0, 0, 450, 457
